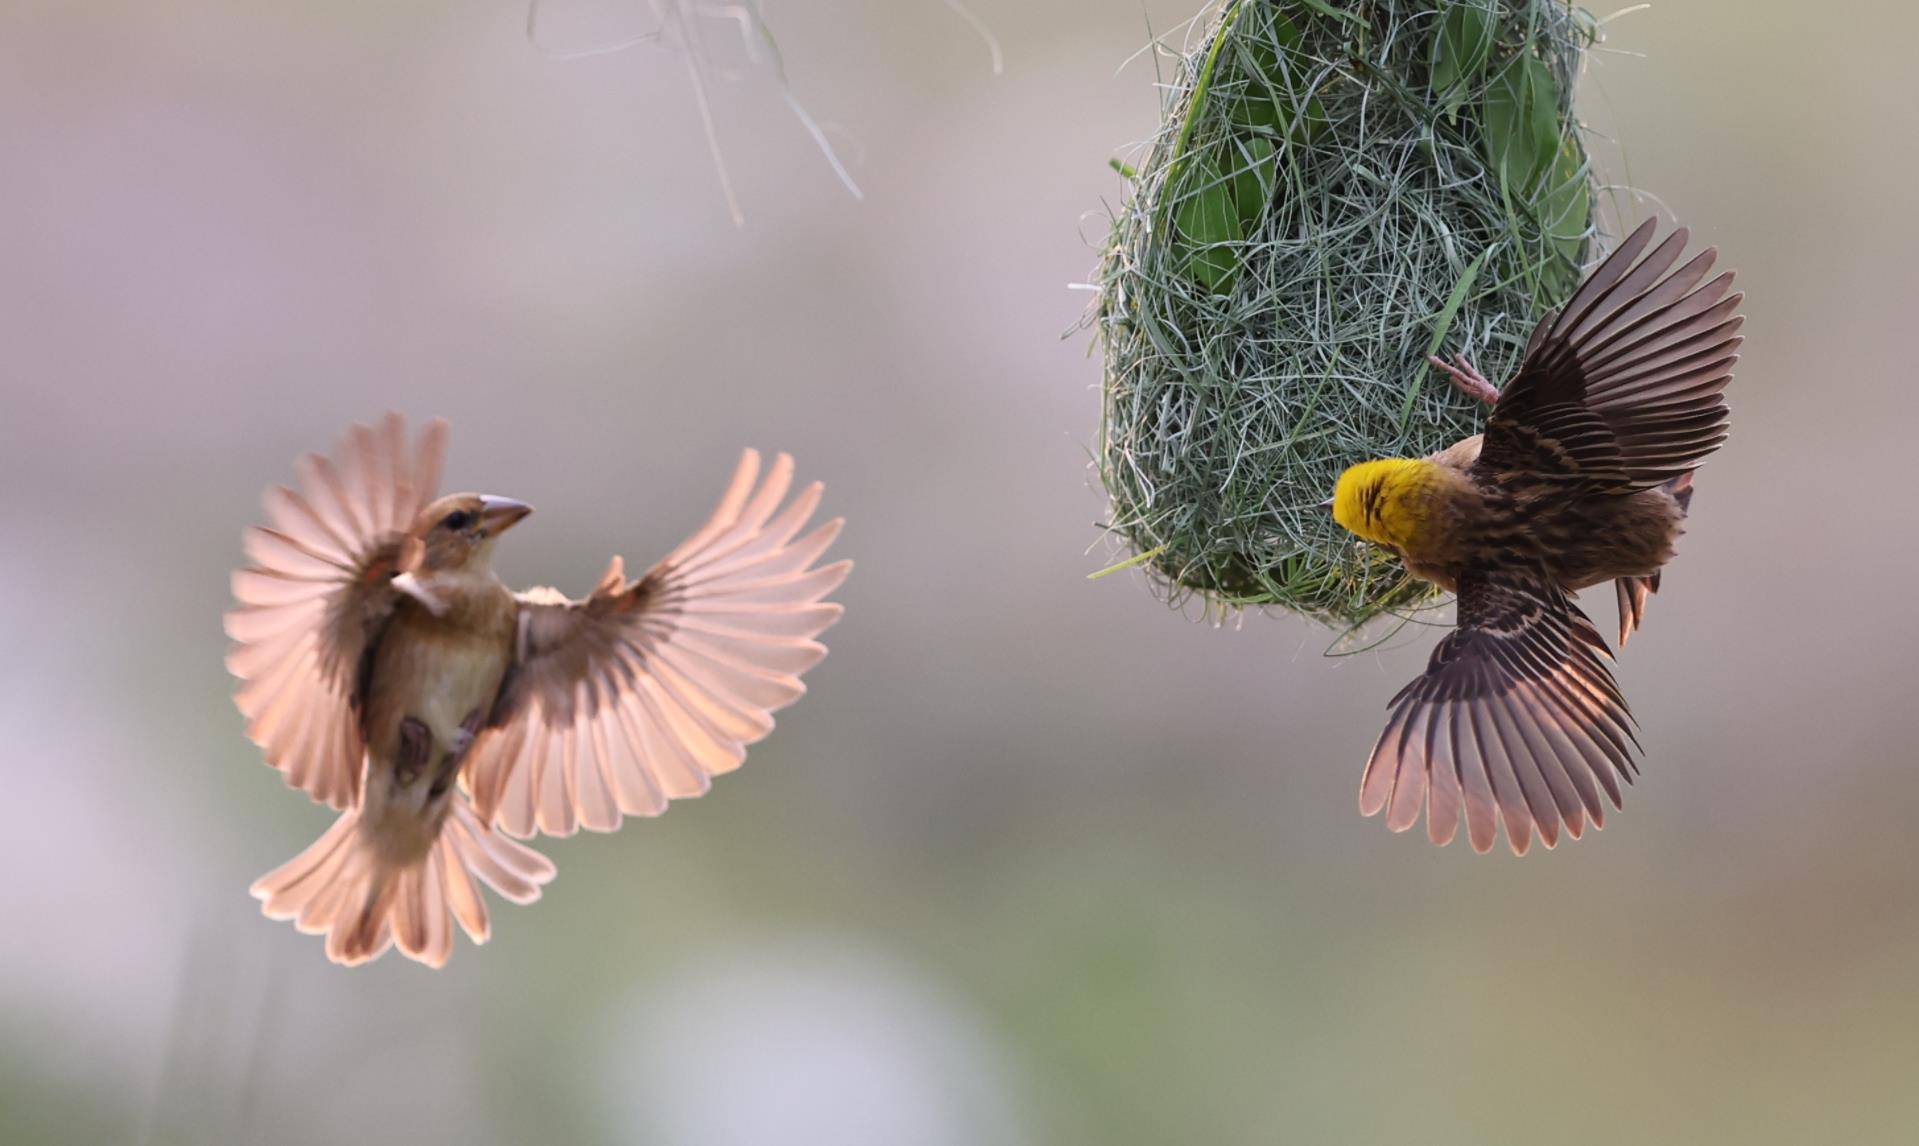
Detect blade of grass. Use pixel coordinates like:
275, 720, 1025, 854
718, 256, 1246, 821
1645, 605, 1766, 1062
1399, 247, 1490, 427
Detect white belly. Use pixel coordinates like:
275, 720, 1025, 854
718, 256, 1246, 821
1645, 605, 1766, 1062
407, 640, 505, 752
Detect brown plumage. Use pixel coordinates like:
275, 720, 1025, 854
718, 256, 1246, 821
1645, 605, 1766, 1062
1329, 219, 1742, 854
229, 415, 848, 965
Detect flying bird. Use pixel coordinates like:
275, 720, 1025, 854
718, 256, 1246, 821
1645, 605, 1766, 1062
1328, 219, 1741, 854
227, 415, 848, 965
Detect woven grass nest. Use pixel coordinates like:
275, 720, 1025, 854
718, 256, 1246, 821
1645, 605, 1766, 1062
1093, 0, 1605, 627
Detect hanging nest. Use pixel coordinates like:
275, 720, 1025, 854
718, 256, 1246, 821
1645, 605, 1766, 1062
1093, 0, 1604, 627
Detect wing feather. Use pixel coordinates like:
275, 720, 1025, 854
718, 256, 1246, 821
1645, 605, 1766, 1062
464, 451, 848, 837
225, 413, 448, 808
1476, 220, 1742, 492
1359, 568, 1637, 854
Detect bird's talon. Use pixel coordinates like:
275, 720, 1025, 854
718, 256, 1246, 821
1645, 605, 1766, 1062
1428, 350, 1499, 405
448, 708, 485, 761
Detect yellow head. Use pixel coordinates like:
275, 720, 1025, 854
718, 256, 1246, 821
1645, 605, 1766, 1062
1329, 458, 1444, 550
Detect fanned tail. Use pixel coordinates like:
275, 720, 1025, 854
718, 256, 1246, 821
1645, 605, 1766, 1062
1615, 472, 1695, 646
251, 795, 556, 968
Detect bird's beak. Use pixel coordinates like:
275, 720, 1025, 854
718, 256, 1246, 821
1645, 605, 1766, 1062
478, 495, 533, 535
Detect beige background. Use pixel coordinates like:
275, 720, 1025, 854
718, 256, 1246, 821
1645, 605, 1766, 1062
3, 2, 1916, 1143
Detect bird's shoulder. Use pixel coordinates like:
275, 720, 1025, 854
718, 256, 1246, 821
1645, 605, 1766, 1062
1397, 456, 1498, 579
386, 572, 519, 643
1426, 433, 1483, 473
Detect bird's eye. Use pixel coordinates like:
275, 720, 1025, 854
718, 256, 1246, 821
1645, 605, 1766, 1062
442, 510, 474, 531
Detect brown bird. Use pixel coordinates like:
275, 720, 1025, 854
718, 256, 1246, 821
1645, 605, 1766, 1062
228, 415, 848, 965
1327, 219, 1741, 854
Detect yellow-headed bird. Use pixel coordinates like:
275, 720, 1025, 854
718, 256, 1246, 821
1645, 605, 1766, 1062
1329, 219, 1741, 854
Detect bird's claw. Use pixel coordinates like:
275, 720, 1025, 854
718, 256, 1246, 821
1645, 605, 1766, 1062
1427, 352, 1500, 406
448, 709, 486, 762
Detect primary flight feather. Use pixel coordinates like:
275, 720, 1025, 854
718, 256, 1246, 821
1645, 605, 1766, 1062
227, 415, 849, 966
1328, 219, 1741, 855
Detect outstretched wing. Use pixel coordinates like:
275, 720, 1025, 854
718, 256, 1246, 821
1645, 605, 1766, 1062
464, 450, 849, 838
1475, 218, 1743, 492
1359, 567, 1639, 855
225, 413, 447, 809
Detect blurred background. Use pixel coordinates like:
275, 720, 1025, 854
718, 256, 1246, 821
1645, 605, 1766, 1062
3, 1, 1916, 1143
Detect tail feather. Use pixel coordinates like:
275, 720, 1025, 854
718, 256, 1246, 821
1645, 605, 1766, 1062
252, 795, 557, 968
1614, 576, 1652, 646
390, 863, 427, 963
1668, 471, 1696, 515
336, 873, 400, 966
440, 837, 491, 942
1615, 472, 1695, 646
255, 809, 356, 927
445, 811, 549, 903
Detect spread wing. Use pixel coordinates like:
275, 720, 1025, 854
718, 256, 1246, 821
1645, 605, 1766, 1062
1359, 567, 1639, 855
464, 450, 849, 838
1475, 218, 1743, 492
225, 413, 447, 809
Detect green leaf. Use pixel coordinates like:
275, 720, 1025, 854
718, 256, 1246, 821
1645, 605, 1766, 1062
1294, 0, 1363, 27
1162, 0, 1245, 195
1227, 87, 1328, 146
1173, 156, 1243, 293
1230, 136, 1277, 228
1229, 93, 1280, 134
1527, 61, 1561, 179
1482, 52, 1560, 195
1227, 7, 1301, 94
1227, 11, 1311, 138
1430, 0, 1495, 119
1291, 95, 1329, 144
1265, 9, 1304, 54
1537, 139, 1592, 295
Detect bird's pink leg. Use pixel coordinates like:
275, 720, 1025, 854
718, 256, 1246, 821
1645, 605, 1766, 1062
1427, 353, 1500, 406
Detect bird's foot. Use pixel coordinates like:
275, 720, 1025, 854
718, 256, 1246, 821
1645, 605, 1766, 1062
1427, 353, 1500, 406
397, 716, 431, 786
448, 709, 486, 762
427, 710, 488, 800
